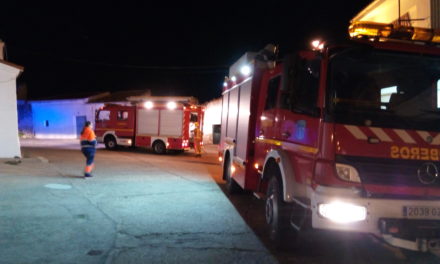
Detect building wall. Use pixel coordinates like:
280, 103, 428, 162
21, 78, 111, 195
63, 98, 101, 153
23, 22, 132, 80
0, 65, 21, 158
202, 98, 222, 144
30, 100, 103, 139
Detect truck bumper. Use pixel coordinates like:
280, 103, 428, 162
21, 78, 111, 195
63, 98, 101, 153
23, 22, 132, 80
310, 185, 440, 252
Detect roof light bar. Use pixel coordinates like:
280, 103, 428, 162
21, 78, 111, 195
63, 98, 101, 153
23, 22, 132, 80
349, 21, 440, 44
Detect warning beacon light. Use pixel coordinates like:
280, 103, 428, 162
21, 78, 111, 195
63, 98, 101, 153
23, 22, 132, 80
349, 21, 440, 44
240, 64, 252, 76
311, 39, 324, 51
167, 101, 177, 110
144, 101, 154, 109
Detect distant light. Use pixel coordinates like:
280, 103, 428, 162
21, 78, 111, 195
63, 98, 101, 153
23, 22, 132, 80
218, 156, 223, 163
240, 65, 252, 76
144, 101, 154, 109
223, 82, 228, 87
231, 76, 237, 82
167, 101, 177, 110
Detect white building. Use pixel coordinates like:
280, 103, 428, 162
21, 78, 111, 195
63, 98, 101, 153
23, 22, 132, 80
19, 90, 150, 139
29, 98, 103, 139
0, 40, 23, 158
202, 97, 222, 144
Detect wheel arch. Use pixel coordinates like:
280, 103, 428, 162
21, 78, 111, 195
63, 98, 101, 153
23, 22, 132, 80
103, 131, 117, 141
262, 149, 298, 203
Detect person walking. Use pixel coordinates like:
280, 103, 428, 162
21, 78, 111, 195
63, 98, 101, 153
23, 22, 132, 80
193, 122, 202, 157
80, 121, 97, 178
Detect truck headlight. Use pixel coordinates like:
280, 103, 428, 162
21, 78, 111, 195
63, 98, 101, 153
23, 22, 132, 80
318, 202, 367, 223
335, 163, 361, 183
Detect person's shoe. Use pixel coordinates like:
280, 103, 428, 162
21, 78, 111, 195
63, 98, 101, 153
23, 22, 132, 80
84, 173, 93, 178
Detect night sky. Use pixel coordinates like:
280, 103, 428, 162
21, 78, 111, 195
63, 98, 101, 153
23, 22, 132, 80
1, 1, 372, 103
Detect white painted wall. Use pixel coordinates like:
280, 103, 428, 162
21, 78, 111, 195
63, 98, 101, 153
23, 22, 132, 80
0, 62, 21, 158
202, 98, 222, 144
31, 100, 103, 139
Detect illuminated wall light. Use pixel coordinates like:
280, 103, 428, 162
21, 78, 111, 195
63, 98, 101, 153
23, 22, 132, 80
240, 65, 252, 76
144, 101, 154, 109
230, 76, 237, 82
167, 101, 177, 110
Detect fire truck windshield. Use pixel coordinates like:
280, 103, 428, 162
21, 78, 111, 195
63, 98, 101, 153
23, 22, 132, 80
328, 48, 440, 131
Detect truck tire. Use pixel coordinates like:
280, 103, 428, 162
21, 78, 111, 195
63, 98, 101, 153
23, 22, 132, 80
265, 172, 296, 249
223, 156, 241, 194
153, 141, 166, 154
104, 136, 117, 150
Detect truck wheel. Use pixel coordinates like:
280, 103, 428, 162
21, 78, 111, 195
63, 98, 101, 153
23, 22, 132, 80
104, 136, 117, 150
153, 141, 166, 154
223, 156, 241, 194
266, 174, 296, 249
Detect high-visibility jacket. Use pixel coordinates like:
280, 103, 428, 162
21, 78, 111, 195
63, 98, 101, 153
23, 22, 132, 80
80, 127, 97, 148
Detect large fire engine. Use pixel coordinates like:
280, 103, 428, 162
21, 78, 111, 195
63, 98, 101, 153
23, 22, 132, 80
219, 11, 440, 252
95, 96, 203, 154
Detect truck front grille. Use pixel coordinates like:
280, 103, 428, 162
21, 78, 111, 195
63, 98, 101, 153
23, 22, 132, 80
336, 155, 440, 187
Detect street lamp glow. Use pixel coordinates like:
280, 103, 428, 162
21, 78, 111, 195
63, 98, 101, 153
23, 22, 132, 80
144, 101, 154, 109
240, 65, 251, 76
167, 101, 177, 110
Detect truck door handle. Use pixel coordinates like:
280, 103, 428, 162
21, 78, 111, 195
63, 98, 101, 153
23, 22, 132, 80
282, 131, 291, 138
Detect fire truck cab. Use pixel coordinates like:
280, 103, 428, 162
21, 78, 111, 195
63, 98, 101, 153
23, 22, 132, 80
95, 96, 203, 154
219, 22, 440, 251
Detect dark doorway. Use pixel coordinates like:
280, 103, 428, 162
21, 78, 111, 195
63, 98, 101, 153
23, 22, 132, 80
212, 124, 221, 144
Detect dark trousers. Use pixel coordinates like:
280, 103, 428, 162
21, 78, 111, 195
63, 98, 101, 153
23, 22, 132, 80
81, 147, 96, 166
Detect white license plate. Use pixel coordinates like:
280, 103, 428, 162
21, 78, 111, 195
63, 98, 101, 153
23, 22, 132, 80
403, 206, 440, 219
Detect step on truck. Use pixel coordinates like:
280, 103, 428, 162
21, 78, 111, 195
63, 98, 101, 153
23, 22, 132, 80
95, 96, 204, 154
219, 19, 440, 251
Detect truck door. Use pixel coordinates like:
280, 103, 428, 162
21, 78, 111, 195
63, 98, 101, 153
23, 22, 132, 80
254, 67, 283, 165
115, 108, 135, 138
278, 53, 321, 185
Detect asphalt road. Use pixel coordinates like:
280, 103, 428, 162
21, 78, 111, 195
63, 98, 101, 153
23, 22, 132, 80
1, 139, 439, 264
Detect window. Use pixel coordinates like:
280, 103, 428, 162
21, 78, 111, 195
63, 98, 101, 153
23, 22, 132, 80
265, 76, 281, 110
98, 110, 110, 121
282, 58, 320, 115
380, 86, 397, 109
117, 111, 129, 120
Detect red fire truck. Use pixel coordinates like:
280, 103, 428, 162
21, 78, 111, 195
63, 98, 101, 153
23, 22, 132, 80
219, 23, 440, 251
95, 96, 203, 154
